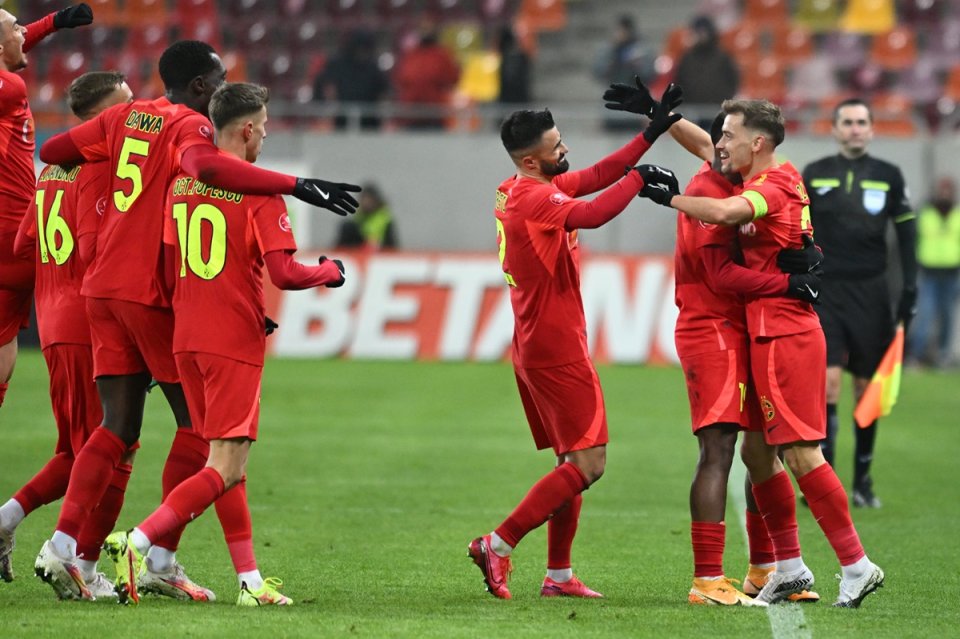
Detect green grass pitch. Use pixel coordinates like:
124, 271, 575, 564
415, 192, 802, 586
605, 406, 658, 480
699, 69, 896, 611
0, 351, 958, 637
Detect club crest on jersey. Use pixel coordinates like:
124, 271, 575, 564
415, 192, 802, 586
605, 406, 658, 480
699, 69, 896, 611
199, 124, 213, 139
760, 396, 775, 421
550, 192, 569, 206
278, 214, 292, 232
863, 189, 886, 215
96, 196, 108, 216
739, 221, 757, 236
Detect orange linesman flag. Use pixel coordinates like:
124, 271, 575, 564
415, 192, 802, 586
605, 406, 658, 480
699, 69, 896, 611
854, 324, 905, 428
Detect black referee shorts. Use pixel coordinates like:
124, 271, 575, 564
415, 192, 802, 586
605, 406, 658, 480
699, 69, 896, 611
815, 274, 895, 378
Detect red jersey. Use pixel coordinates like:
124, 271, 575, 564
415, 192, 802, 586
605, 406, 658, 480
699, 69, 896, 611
737, 162, 821, 337
0, 69, 36, 230
163, 168, 297, 366
494, 172, 594, 369
18, 162, 108, 347
71, 97, 216, 307
674, 162, 746, 356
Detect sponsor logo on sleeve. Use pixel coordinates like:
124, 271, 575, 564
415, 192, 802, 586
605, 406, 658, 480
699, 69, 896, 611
199, 124, 213, 139
278, 213, 292, 232
549, 192, 569, 206
96, 196, 108, 216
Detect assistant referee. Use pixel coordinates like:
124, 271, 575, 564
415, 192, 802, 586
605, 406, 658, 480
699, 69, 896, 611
802, 97, 917, 509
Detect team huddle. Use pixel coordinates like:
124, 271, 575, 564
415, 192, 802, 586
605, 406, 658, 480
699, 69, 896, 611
0, 4, 358, 606
1, 3, 891, 612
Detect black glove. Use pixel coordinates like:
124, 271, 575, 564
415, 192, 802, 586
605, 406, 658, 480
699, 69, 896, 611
293, 178, 361, 216
642, 83, 684, 143
603, 75, 656, 117
786, 272, 822, 304
265, 316, 279, 336
777, 234, 824, 274
53, 3, 93, 29
897, 286, 917, 329
319, 256, 346, 288
633, 164, 679, 206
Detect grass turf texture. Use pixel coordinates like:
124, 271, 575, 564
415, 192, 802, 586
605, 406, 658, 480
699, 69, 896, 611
0, 351, 958, 638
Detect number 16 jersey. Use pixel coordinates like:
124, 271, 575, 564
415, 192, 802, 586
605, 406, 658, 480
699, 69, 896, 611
69, 97, 216, 307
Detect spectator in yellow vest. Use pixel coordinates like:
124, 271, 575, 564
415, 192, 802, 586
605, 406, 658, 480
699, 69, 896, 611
335, 183, 397, 251
909, 176, 960, 368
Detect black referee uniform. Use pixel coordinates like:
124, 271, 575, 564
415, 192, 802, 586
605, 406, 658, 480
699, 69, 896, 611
802, 153, 917, 501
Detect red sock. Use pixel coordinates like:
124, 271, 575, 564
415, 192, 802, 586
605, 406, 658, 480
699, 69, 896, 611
55, 427, 126, 538
154, 428, 209, 552
138, 467, 225, 545
547, 493, 582, 570
76, 462, 132, 561
691, 521, 725, 577
745, 509, 776, 565
751, 471, 801, 561
215, 478, 257, 573
0, 382, 8, 407
495, 462, 588, 548
797, 463, 865, 566
13, 452, 73, 516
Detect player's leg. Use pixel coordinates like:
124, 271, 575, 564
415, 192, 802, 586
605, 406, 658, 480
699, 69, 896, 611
543, 455, 590, 597
469, 361, 603, 600
781, 442, 884, 607
0, 337, 16, 406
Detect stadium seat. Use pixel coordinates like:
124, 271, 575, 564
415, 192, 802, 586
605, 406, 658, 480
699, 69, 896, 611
742, 0, 789, 28
869, 27, 918, 71
220, 50, 249, 82
900, 0, 945, 26
425, 0, 481, 22
770, 25, 813, 64
793, 0, 841, 32
177, 15, 222, 50
516, 0, 567, 33
786, 54, 840, 105
375, 0, 418, 24
821, 32, 867, 70
720, 24, 762, 63
126, 0, 170, 25
840, 0, 896, 34
893, 56, 944, 106
943, 65, 960, 101
923, 21, 960, 70
325, 0, 370, 27
175, 0, 220, 20
696, 0, 741, 33
278, 0, 312, 17
738, 55, 786, 102
663, 26, 693, 61
440, 23, 483, 60
479, 0, 520, 25
45, 50, 90, 89
85, 0, 123, 26
870, 92, 918, 136
125, 23, 172, 59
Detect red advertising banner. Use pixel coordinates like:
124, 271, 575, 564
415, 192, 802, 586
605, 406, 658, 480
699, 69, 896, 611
265, 251, 679, 364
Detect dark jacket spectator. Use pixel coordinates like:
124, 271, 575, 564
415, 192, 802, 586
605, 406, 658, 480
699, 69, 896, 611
674, 16, 740, 125
497, 25, 531, 104
314, 30, 388, 130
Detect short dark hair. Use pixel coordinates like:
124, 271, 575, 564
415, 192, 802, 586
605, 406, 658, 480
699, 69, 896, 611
709, 111, 725, 145
833, 97, 873, 124
67, 71, 125, 118
500, 109, 555, 157
158, 40, 219, 92
722, 98, 785, 147
209, 82, 269, 130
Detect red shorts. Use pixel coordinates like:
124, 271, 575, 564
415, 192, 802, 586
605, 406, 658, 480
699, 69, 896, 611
680, 348, 763, 433
515, 359, 608, 456
175, 351, 261, 441
0, 287, 31, 344
43, 343, 103, 456
750, 329, 827, 445
86, 297, 179, 382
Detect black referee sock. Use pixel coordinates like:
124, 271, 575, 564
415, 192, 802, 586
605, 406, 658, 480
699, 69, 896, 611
821, 403, 839, 467
853, 419, 877, 488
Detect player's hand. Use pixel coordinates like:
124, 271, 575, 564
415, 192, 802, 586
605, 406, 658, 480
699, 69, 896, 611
293, 178, 361, 216
264, 316, 279, 336
319, 256, 346, 288
776, 234, 824, 274
897, 286, 917, 330
603, 75, 656, 117
786, 272, 822, 304
53, 3, 93, 29
633, 164, 679, 206
642, 83, 684, 143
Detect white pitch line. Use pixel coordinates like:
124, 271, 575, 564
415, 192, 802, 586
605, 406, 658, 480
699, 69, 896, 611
730, 459, 812, 639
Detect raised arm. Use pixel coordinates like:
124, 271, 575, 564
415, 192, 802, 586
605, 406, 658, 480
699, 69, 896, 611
23, 4, 92, 52
669, 117, 714, 164
564, 171, 645, 230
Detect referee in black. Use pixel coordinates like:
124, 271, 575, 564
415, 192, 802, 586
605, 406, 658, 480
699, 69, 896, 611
802, 97, 917, 508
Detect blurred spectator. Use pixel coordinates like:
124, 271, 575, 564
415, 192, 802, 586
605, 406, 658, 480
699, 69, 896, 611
393, 26, 461, 130
673, 15, 740, 128
593, 14, 655, 130
313, 30, 389, 131
335, 183, 398, 251
908, 176, 960, 368
497, 25, 531, 104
